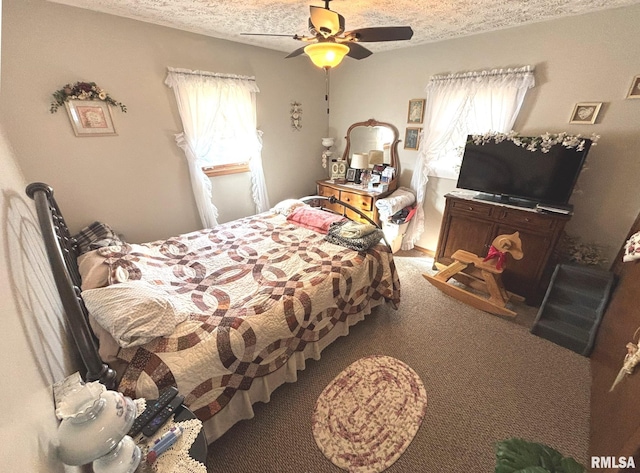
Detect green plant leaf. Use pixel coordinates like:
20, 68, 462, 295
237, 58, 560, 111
560, 458, 587, 473
494, 438, 585, 473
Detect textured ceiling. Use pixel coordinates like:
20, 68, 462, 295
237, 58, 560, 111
49, 0, 640, 56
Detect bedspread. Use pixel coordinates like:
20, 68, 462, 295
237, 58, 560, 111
97, 212, 400, 424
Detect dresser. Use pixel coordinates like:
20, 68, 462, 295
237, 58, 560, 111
434, 192, 571, 304
316, 179, 396, 225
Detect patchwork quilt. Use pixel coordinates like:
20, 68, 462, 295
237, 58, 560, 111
95, 212, 400, 423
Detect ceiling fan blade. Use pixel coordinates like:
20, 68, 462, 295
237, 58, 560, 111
345, 42, 373, 60
345, 26, 414, 42
285, 46, 307, 59
241, 33, 299, 38
309, 5, 344, 37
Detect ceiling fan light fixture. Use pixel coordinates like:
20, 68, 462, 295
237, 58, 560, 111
304, 42, 349, 69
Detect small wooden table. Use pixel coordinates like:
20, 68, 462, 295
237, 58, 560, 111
174, 404, 208, 465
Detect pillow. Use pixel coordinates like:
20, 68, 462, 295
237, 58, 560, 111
73, 221, 122, 254
286, 206, 346, 234
272, 199, 308, 216
82, 280, 189, 348
77, 250, 109, 290
88, 314, 121, 363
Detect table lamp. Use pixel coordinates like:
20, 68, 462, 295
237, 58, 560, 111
57, 383, 141, 473
351, 152, 369, 184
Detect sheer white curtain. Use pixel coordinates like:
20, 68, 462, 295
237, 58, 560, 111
403, 66, 535, 250
165, 67, 270, 228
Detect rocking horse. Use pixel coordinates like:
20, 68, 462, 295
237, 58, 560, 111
423, 232, 525, 317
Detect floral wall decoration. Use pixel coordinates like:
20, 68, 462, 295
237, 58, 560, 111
290, 101, 302, 131
470, 131, 599, 152
50, 81, 127, 114
50, 81, 126, 136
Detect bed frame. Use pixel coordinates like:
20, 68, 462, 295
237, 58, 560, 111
26, 182, 389, 388
26, 182, 117, 388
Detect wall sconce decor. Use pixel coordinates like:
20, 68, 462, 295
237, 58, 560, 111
291, 101, 302, 130
321, 137, 334, 169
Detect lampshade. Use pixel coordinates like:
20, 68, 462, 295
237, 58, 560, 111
304, 43, 349, 69
351, 153, 369, 170
368, 150, 384, 166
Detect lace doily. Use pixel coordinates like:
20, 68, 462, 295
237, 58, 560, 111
134, 399, 207, 473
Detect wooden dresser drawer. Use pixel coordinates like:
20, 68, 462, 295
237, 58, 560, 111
345, 208, 373, 224
449, 199, 493, 218
341, 191, 373, 212
317, 185, 340, 199
498, 209, 556, 232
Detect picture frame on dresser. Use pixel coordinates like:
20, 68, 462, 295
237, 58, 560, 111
346, 168, 356, 182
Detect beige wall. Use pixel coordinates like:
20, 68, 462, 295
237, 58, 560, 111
0, 124, 83, 471
330, 5, 640, 263
1, 0, 329, 244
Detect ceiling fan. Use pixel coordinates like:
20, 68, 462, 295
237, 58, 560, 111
241, 0, 414, 69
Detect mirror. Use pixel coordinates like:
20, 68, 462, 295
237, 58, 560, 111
342, 119, 400, 174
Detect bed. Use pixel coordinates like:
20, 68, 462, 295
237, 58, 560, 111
27, 182, 400, 443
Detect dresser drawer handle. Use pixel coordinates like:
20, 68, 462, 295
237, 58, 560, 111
524, 217, 531, 222
468, 206, 473, 211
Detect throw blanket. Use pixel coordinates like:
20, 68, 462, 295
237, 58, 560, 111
325, 221, 384, 251
337, 221, 378, 239
375, 187, 416, 219
93, 212, 399, 425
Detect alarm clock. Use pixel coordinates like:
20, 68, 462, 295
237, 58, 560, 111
330, 160, 347, 180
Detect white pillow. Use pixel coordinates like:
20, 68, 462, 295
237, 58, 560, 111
82, 280, 189, 348
272, 199, 308, 216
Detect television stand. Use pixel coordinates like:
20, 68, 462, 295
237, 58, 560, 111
434, 193, 572, 304
473, 193, 537, 209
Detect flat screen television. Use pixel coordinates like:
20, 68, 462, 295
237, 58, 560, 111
456, 136, 593, 209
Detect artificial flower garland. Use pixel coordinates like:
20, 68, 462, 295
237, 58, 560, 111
470, 131, 599, 153
50, 81, 127, 114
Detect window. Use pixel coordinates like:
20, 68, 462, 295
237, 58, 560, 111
165, 68, 270, 227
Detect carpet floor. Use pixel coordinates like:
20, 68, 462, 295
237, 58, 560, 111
205, 251, 591, 472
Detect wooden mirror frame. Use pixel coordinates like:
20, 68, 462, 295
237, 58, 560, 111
342, 118, 401, 176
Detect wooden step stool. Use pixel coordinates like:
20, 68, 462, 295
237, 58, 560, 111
423, 232, 525, 317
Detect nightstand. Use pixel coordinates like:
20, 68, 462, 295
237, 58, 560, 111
174, 404, 208, 464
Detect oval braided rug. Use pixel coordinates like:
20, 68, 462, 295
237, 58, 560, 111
312, 355, 427, 472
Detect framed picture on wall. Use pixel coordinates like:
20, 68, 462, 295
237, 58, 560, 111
65, 99, 117, 136
407, 99, 426, 124
569, 102, 602, 125
627, 75, 640, 99
404, 127, 421, 150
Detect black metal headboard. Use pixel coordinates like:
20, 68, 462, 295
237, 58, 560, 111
26, 182, 116, 389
